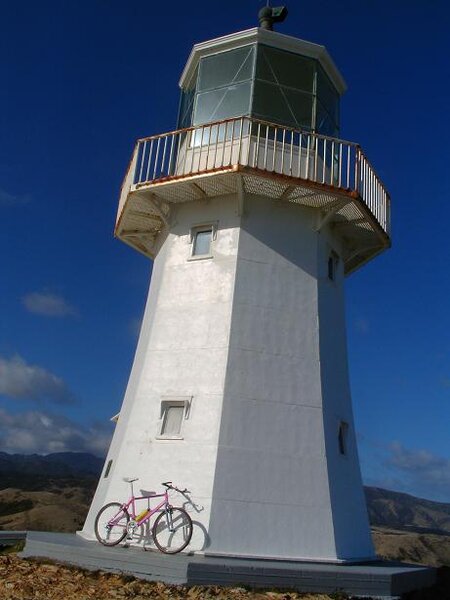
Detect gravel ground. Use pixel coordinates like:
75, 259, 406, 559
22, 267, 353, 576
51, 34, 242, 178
0, 555, 338, 600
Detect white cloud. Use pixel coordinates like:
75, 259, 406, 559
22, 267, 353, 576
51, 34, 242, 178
0, 408, 112, 456
22, 291, 78, 317
385, 441, 450, 501
0, 355, 75, 405
0, 188, 31, 206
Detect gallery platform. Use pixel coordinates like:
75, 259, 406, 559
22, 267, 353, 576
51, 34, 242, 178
20, 531, 436, 599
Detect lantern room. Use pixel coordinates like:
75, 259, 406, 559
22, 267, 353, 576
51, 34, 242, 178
178, 28, 344, 137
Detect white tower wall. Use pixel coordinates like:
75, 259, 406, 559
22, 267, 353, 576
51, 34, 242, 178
206, 195, 373, 560
82, 192, 374, 561
82, 195, 241, 551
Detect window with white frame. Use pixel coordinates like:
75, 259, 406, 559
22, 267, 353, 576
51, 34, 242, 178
189, 223, 217, 259
104, 459, 113, 478
158, 397, 191, 439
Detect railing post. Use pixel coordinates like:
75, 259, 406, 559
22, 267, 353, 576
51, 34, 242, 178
263, 124, 269, 170
161, 136, 168, 177
152, 138, 161, 180
244, 118, 252, 167
205, 124, 212, 169
305, 134, 311, 180
237, 117, 244, 165
289, 129, 294, 176
138, 140, 146, 183
313, 134, 319, 182
354, 146, 361, 195
254, 121, 261, 168
221, 121, 228, 167
272, 126, 278, 172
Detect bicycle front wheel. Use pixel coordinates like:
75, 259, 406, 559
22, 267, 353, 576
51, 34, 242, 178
152, 507, 193, 554
95, 502, 130, 546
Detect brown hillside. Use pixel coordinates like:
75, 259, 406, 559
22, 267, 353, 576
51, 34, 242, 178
0, 487, 93, 533
372, 526, 450, 568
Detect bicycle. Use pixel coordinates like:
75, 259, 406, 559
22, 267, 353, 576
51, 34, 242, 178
94, 479, 193, 554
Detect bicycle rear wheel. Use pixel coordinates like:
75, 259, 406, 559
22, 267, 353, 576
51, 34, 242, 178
152, 507, 193, 554
95, 502, 130, 546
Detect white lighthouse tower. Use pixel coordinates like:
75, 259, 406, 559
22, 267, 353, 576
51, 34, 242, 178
82, 10, 390, 563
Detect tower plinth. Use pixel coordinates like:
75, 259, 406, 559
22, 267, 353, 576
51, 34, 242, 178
82, 24, 391, 563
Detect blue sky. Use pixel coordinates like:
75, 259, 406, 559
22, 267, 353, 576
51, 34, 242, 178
1, 1, 449, 502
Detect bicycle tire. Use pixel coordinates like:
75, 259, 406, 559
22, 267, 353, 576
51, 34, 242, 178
94, 502, 130, 546
152, 507, 193, 554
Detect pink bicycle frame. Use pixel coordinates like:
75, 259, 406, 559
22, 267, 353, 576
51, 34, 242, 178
115, 489, 169, 527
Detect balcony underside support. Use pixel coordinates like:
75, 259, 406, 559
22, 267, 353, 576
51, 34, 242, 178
314, 198, 353, 232
117, 167, 389, 273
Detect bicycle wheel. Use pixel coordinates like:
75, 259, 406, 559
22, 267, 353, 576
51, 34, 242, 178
152, 507, 193, 554
94, 502, 130, 546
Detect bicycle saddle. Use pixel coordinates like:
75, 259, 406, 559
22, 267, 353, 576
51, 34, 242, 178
123, 477, 139, 483
140, 489, 157, 497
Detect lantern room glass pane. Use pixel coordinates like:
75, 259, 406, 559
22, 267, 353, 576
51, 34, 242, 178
317, 66, 340, 125
178, 66, 198, 129
198, 46, 255, 92
256, 45, 315, 93
194, 81, 252, 125
253, 81, 313, 130
316, 99, 339, 137
178, 88, 196, 129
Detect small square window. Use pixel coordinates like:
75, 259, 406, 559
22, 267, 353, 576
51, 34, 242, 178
192, 228, 212, 256
328, 256, 335, 280
158, 397, 191, 439
328, 251, 339, 281
338, 421, 349, 455
189, 223, 217, 260
104, 459, 113, 478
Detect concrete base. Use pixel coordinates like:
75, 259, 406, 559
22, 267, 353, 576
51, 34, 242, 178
189, 556, 436, 598
20, 531, 436, 598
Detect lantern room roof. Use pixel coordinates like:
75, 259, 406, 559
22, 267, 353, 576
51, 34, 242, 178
179, 27, 347, 95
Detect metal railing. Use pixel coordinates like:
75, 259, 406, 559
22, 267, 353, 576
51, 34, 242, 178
131, 116, 390, 236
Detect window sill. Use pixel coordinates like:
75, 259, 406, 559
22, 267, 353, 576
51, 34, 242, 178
155, 435, 184, 441
187, 254, 214, 262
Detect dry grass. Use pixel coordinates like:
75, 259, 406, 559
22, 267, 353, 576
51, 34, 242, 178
0, 554, 340, 600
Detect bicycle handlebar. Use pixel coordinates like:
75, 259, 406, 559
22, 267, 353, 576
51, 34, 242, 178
162, 481, 190, 494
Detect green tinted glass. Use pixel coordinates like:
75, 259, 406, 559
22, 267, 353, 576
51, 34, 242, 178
256, 45, 314, 92
253, 80, 313, 129
177, 66, 198, 129
198, 46, 255, 92
194, 81, 252, 125
317, 66, 340, 124
316, 99, 339, 137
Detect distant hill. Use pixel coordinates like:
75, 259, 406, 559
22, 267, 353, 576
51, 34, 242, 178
365, 486, 450, 536
0, 452, 104, 532
0, 452, 104, 491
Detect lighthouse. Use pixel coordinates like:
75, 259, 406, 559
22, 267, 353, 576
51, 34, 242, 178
81, 10, 390, 563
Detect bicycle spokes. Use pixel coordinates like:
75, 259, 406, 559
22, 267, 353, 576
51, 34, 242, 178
152, 508, 193, 554
95, 503, 130, 546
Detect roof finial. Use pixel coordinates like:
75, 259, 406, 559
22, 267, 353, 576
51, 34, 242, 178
258, 4, 288, 31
